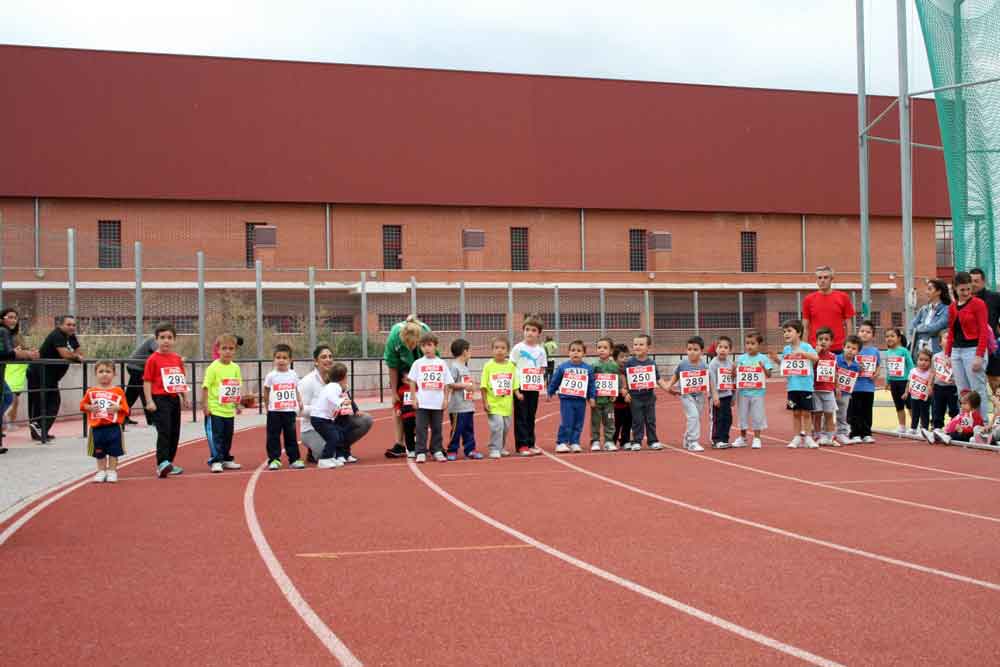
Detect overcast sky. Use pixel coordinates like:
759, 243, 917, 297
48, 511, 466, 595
1, 0, 934, 96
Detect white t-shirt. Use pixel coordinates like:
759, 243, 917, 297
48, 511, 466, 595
511, 342, 547, 370
408, 355, 451, 410
310, 382, 348, 421
264, 369, 300, 412
298, 369, 325, 432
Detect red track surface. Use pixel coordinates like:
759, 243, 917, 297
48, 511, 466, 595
3, 392, 1000, 665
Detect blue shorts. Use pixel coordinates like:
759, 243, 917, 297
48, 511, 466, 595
88, 424, 125, 459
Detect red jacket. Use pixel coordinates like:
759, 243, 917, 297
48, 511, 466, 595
944, 297, 990, 357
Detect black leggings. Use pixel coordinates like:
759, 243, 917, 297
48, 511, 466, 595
909, 398, 931, 430
931, 384, 959, 429
888, 381, 909, 411
848, 392, 874, 438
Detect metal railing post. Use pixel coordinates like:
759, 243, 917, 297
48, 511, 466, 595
409, 276, 417, 316
197, 251, 206, 359
796, 290, 802, 319
599, 287, 606, 337
692, 289, 700, 337
255, 259, 264, 359
67, 228, 77, 317
554, 285, 561, 344
644, 289, 651, 337
459, 281, 466, 338
360, 271, 368, 357
738, 290, 745, 353
134, 241, 143, 345
507, 283, 514, 342
308, 267, 317, 355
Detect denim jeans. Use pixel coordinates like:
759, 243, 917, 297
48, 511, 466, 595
951, 347, 989, 420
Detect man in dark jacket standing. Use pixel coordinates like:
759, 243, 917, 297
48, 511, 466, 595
28, 315, 83, 442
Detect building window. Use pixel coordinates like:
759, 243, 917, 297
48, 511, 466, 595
511, 227, 529, 271
245, 222, 265, 268
629, 229, 647, 272
891, 312, 903, 328
383, 225, 402, 270
778, 311, 800, 325
935, 220, 953, 267
98, 220, 121, 269
740, 231, 758, 272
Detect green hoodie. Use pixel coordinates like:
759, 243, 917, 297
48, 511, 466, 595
591, 357, 623, 406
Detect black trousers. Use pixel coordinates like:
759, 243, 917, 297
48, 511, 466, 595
266, 411, 300, 462
931, 384, 959, 429
613, 405, 632, 446
848, 392, 874, 438
514, 390, 539, 448
152, 394, 181, 465
909, 397, 931, 430
27, 365, 63, 439
124, 368, 150, 424
712, 395, 733, 443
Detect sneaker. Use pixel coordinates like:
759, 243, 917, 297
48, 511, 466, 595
751, 438, 762, 449
93, 470, 107, 483
384, 443, 407, 458
169, 465, 184, 476
555, 443, 571, 454
124, 418, 138, 425
500, 449, 512, 457
788, 434, 803, 448
732, 436, 746, 448
895, 425, 908, 437
688, 442, 705, 452
568, 444, 582, 453
850, 436, 863, 444
488, 450, 501, 459
804, 436, 819, 449
862, 436, 876, 443
29, 422, 42, 441
712, 442, 730, 449
416, 453, 427, 464
317, 458, 341, 469
446, 453, 458, 461
591, 441, 602, 451
291, 460, 306, 469
466, 451, 484, 460
817, 434, 832, 446
907, 428, 921, 439
335, 456, 347, 465
346, 455, 359, 464
529, 447, 543, 456
649, 442, 664, 451
630, 442, 642, 451
518, 446, 534, 457
268, 459, 281, 470
920, 428, 935, 444
604, 442, 618, 451
157, 460, 172, 478
433, 451, 447, 462
222, 461, 242, 470
210, 462, 223, 473
932, 429, 951, 445
406, 450, 416, 459
105, 470, 118, 483
835, 434, 852, 446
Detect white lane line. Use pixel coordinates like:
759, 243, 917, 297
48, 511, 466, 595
816, 446, 1000, 483
408, 460, 844, 667
243, 464, 362, 667
820, 476, 986, 485
664, 444, 1000, 524
542, 452, 1000, 592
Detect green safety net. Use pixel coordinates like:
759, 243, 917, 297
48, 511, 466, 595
916, 0, 1000, 285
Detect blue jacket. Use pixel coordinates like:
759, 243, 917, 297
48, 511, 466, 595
547, 360, 596, 400
908, 301, 949, 355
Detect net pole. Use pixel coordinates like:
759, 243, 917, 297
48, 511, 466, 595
67, 228, 77, 318
197, 251, 206, 359
308, 267, 316, 355
856, 0, 872, 317
897, 0, 916, 325
360, 271, 368, 358
255, 259, 264, 359
134, 241, 143, 346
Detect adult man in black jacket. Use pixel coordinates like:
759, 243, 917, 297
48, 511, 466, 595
28, 315, 84, 442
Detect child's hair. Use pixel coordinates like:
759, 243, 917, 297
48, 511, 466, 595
491, 336, 510, 351
633, 334, 652, 345
545, 335, 553, 342
744, 332, 764, 344
328, 362, 348, 383
716, 335, 732, 348
568, 339, 586, 352
450, 338, 470, 357
216, 333, 238, 347
686, 335, 705, 349
938, 328, 949, 340
858, 319, 875, 332
154, 321, 176, 337
815, 326, 834, 341
612, 343, 629, 360
273, 343, 292, 358
312, 344, 332, 360
844, 334, 862, 349
419, 332, 439, 346
781, 319, 804, 335
94, 360, 115, 373
522, 314, 544, 333
885, 327, 908, 348
916, 349, 933, 364
961, 391, 982, 411
597, 336, 614, 348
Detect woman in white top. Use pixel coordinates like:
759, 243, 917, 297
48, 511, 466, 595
299, 344, 374, 461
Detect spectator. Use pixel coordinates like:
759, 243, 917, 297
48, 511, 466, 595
1, 308, 38, 450
946, 272, 991, 420
908, 279, 951, 355
124, 335, 157, 425
543, 336, 558, 382
970, 268, 1000, 396
28, 315, 83, 442
802, 265, 855, 354
299, 344, 373, 462
382, 315, 430, 457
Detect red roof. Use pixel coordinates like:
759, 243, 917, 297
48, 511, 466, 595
0, 44, 950, 217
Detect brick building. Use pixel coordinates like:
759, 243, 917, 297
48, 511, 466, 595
0, 45, 953, 353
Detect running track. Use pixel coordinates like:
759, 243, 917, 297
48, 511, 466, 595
3, 392, 1000, 665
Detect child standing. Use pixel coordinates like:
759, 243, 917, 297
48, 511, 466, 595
733, 332, 773, 449
708, 335, 735, 449
611, 344, 632, 449
623, 335, 670, 451
202, 334, 243, 473
547, 340, 596, 453
143, 322, 190, 478
811, 327, 839, 445
263, 343, 304, 470
512, 316, 548, 456
884, 327, 915, 437
834, 335, 863, 446
447, 338, 481, 460
931, 329, 959, 429
664, 336, 710, 451
771, 320, 819, 448
849, 320, 880, 443
309, 362, 350, 468
927, 391, 984, 444
481, 337, 521, 459
80, 360, 129, 483
590, 337, 620, 451
907, 349, 934, 438
408, 333, 470, 464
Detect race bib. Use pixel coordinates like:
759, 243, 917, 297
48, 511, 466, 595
420, 364, 445, 390
933, 358, 953, 384
594, 373, 619, 397
886, 356, 905, 380
219, 378, 242, 404
161, 366, 189, 394
269, 382, 298, 411
461, 375, 475, 401
736, 366, 765, 390
90, 390, 120, 422
908, 370, 929, 401
337, 396, 354, 416
716, 367, 735, 392
519, 367, 544, 392
489, 373, 513, 397
836, 367, 858, 393
857, 355, 877, 378
679, 369, 709, 395
626, 364, 656, 391
958, 414, 974, 430
558, 369, 589, 397
815, 359, 836, 384
402, 391, 414, 406
780, 355, 809, 377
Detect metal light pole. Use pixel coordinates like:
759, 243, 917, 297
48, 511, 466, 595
856, 0, 872, 317
897, 0, 915, 324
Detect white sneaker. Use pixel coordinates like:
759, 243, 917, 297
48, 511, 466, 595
649, 442, 664, 451
210, 462, 224, 473
317, 458, 341, 469
631, 442, 643, 451
849, 436, 863, 444
712, 442, 730, 449
570, 444, 583, 453
932, 429, 951, 445
591, 441, 601, 451
222, 461, 242, 470
920, 428, 935, 444
346, 455, 359, 463
500, 449, 512, 457
489, 450, 501, 459
862, 436, 876, 443
93, 470, 107, 483
688, 442, 705, 452
406, 450, 416, 459
751, 438, 762, 449
555, 443, 571, 453
895, 425, 907, 437
907, 428, 921, 439
835, 434, 852, 446
433, 451, 447, 462
105, 470, 118, 483
817, 434, 832, 446
788, 434, 803, 448
336, 456, 348, 465
803, 436, 818, 449
415, 453, 427, 464
604, 441, 618, 451
732, 436, 746, 448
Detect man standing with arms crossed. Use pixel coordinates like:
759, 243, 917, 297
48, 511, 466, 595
802, 266, 855, 354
